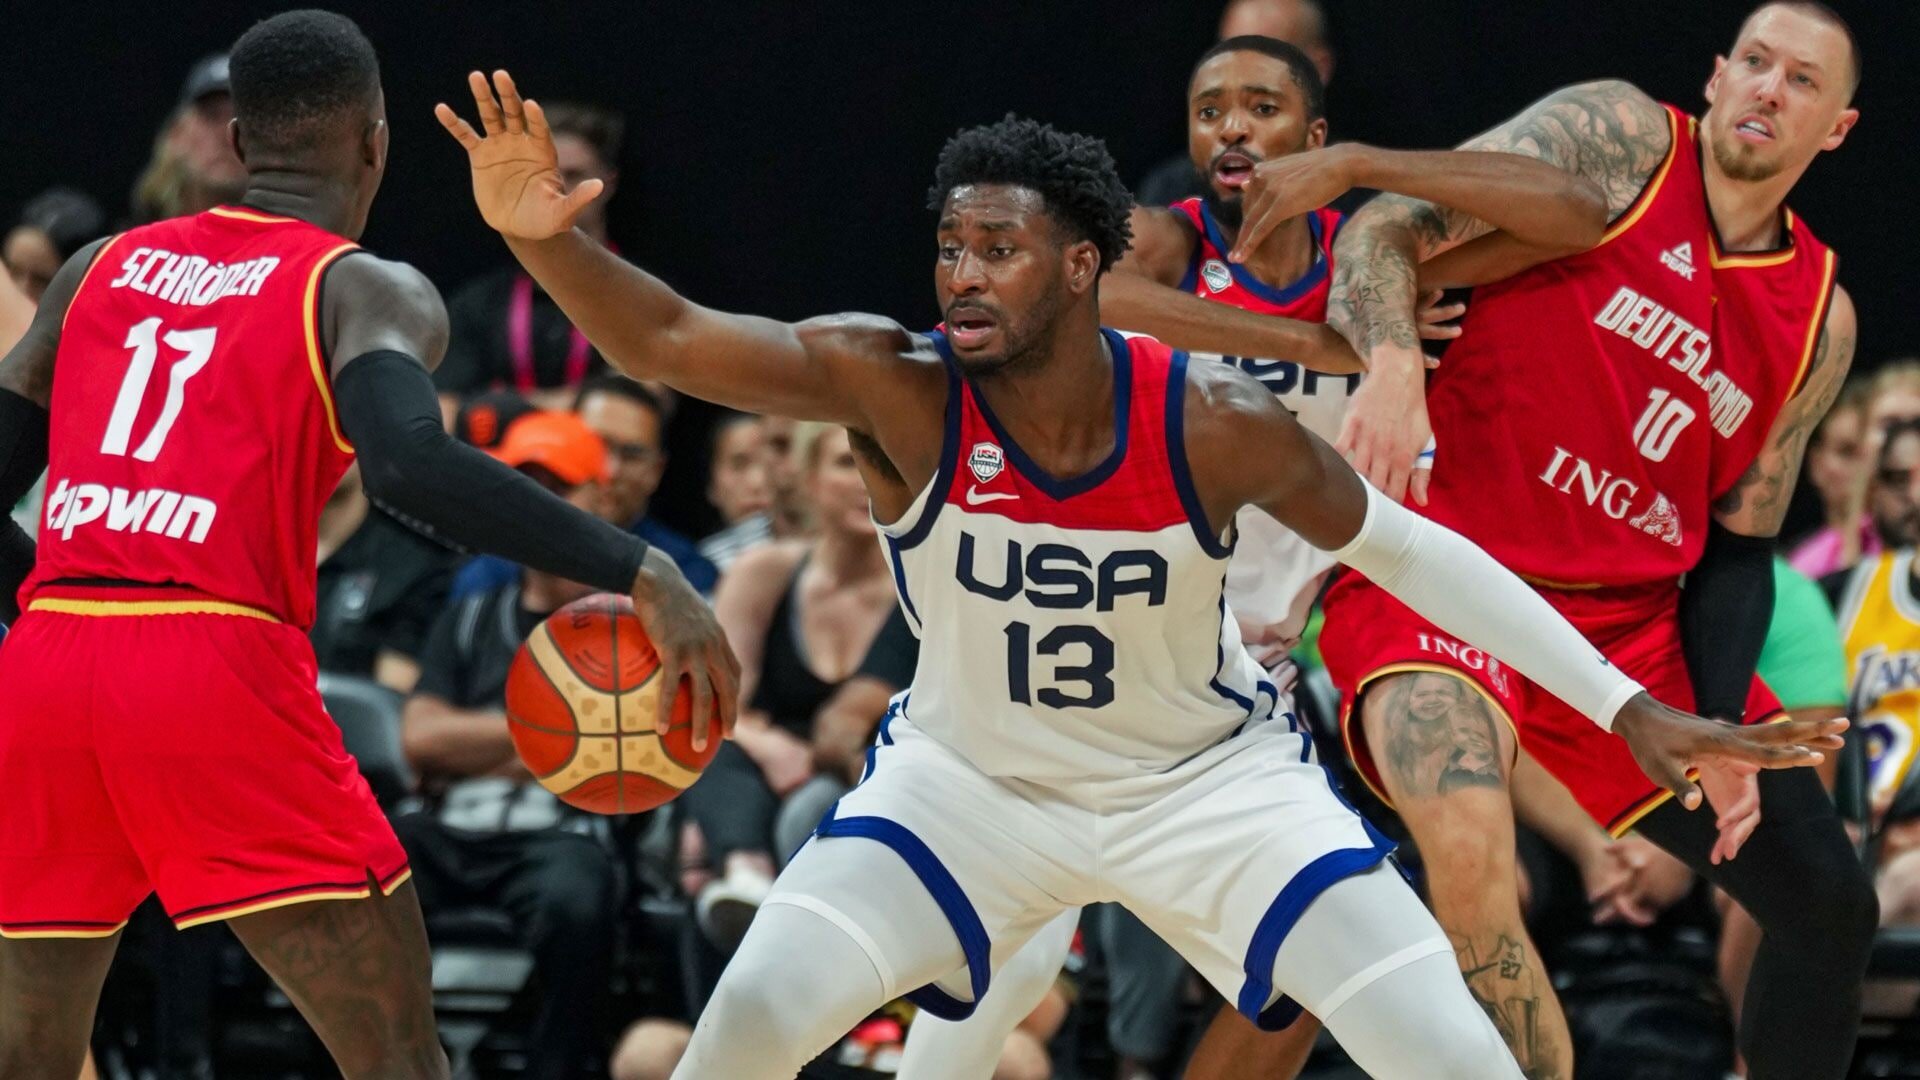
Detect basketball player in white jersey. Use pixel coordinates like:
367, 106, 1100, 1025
439, 71, 1842, 1080
894, 36, 1620, 1077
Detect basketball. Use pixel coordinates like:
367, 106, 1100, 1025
505, 593, 721, 814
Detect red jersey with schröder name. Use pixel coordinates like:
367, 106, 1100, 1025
24, 206, 362, 626
1417, 105, 1836, 588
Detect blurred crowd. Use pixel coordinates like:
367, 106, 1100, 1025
9, 2, 1920, 1079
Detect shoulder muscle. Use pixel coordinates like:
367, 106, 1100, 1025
322, 254, 450, 374
1464, 79, 1670, 218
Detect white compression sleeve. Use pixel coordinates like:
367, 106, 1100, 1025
1329, 483, 1644, 731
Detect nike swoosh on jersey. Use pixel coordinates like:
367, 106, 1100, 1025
965, 485, 1019, 505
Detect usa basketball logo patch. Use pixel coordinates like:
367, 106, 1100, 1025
1201, 259, 1233, 294
968, 442, 1005, 483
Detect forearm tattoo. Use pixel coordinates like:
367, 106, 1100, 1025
1329, 78, 1669, 360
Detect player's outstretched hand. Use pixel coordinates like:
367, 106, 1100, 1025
1611, 693, 1847, 812
436, 70, 603, 241
631, 549, 742, 753
1229, 144, 1361, 263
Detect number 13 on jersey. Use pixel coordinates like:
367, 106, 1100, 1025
103, 317, 216, 462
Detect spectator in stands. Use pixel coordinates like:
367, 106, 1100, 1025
1134, 0, 1335, 206
1789, 380, 1873, 578
680, 423, 898, 949
393, 411, 624, 1080
311, 465, 455, 692
4, 188, 105, 302
696, 413, 774, 572
434, 102, 629, 420
739, 414, 814, 544
131, 53, 246, 223
449, 378, 717, 599
578, 376, 715, 590
1833, 418, 1920, 929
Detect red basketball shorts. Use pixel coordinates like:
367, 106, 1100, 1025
1320, 572, 1783, 835
0, 584, 408, 938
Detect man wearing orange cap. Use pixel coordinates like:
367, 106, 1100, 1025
392, 409, 629, 1080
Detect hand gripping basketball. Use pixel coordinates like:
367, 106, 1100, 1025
436, 69, 604, 241
1610, 693, 1847, 812
505, 581, 739, 815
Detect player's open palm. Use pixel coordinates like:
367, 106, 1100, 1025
1611, 692, 1847, 812
436, 70, 602, 240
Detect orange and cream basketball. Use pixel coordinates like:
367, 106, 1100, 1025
506, 593, 719, 814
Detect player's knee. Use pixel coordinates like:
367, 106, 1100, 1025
1413, 823, 1518, 915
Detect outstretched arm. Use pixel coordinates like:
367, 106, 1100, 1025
1184, 361, 1845, 806
323, 254, 739, 746
438, 71, 919, 430
1328, 80, 1671, 503
1102, 206, 1456, 374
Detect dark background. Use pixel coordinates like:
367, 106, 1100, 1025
2, 0, 1912, 533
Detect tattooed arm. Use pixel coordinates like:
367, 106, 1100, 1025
1330, 79, 1673, 503
1712, 286, 1858, 538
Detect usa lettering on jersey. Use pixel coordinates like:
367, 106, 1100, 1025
106, 247, 281, 307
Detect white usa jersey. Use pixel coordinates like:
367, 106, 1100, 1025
876, 328, 1282, 783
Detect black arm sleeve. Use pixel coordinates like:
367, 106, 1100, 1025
0, 388, 50, 622
333, 350, 649, 595
1678, 523, 1776, 722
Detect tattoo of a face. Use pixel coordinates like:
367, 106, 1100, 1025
1375, 672, 1507, 798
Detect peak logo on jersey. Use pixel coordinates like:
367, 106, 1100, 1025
1592, 285, 1754, 438
968, 442, 1006, 484
43, 477, 217, 544
1537, 447, 1685, 547
106, 247, 281, 308
1628, 492, 1683, 546
1660, 242, 1696, 280
1200, 259, 1233, 294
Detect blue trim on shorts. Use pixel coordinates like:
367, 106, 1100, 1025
1235, 831, 1396, 1031
814, 697, 990, 1022
811, 812, 993, 1021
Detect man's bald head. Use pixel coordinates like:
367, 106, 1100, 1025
1218, 0, 1334, 85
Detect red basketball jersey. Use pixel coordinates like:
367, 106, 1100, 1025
1417, 105, 1836, 587
24, 206, 363, 626
1170, 198, 1341, 322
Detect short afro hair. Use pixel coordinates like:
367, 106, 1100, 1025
230, 9, 381, 157
927, 114, 1133, 272
1194, 36, 1327, 122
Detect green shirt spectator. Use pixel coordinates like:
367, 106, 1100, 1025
1758, 557, 1847, 712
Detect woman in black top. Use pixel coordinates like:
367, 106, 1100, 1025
681, 423, 897, 949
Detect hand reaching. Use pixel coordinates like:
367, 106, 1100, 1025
437, 70, 604, 241
630, 549, 742, 753
1611, 695, 1846, 811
